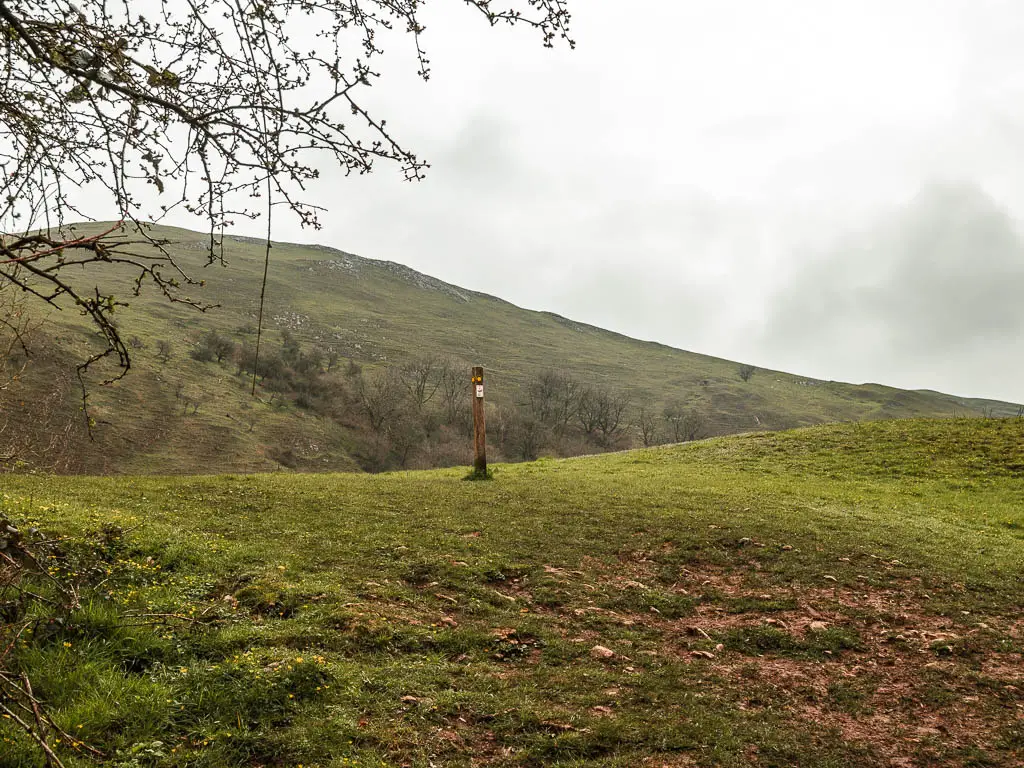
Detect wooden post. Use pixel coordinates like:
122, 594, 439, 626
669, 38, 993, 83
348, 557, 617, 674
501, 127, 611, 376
471, 366, 487, 477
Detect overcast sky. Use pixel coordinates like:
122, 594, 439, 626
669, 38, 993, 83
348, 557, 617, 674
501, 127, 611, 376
184, 0, 1024, 403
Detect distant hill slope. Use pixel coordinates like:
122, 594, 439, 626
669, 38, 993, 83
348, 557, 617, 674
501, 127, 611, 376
2, 222, 1018, 475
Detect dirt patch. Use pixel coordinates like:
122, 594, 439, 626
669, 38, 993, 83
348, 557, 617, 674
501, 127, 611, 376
579, 560, 1024, 764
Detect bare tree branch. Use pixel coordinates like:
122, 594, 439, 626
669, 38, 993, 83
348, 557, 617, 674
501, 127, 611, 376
0, 0, 573, 394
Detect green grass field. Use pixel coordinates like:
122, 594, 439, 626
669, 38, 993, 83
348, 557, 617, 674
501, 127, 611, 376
2, 418, 1022, 767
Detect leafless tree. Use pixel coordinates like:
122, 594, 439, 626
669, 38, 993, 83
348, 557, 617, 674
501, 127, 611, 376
577, 385, 630, 444
680, 410, 708, 442
0, 0, 574, 391
577, 386, 600, 436
499, 406, 545, 461
155, 339, 172, 363
438, 359, 469, 426
527, 370, 581, 435
526, 370, 561, 423
355, 368, 406, 433
595, 389, 630, 444
389, 406, 425, 468
635, 405, 659, 447
663, 402, 708, 443
399, 355, 442, 412
663, 401, 685, 442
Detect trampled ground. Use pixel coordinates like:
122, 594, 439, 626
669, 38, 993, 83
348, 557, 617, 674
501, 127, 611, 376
1, 418, 1022, 766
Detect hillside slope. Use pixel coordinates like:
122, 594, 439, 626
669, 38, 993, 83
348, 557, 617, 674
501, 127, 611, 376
2, 222, 1019, 475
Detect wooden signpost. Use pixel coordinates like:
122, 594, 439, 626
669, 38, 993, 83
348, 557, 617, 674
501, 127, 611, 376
471, 366, 486, 477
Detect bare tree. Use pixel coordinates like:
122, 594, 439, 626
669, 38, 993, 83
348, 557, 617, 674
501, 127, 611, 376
663, 402, 686, 442
577, 385, 630, 444
680, 410, 708, 441
663, 402, 708, 443
595, 389, 631, 444
399, 356, 442, 412
155, 339, 173, 364
527, 370, 581, 435
527, 370, 561, 423
0, 0, 574, 387
389, 406, 426, 468
355, 368, 407, 433
737, 364, 757, 383
499, 406, 546, 461
577, 386, 601, 436
635, 405, 659, 447
438, 360, 469, 426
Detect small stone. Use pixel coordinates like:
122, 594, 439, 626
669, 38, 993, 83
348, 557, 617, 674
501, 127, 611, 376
781, 545, 794, 551
591, 645, 615, 660
591, 706, 614, 716
808, 621, 829, 633
738, 537, 753, 546
823, 575, 838, 583
691, 650, 716, 660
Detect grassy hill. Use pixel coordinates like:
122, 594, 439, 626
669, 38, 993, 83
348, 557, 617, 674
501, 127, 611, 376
2, 222, 1019, 475
1, 418, 1022, 766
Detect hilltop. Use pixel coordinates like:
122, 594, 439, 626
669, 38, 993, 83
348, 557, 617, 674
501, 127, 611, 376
0, 222, 1018, 475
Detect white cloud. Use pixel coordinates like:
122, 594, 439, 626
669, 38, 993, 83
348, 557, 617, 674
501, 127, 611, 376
164, 0, 1024, 402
